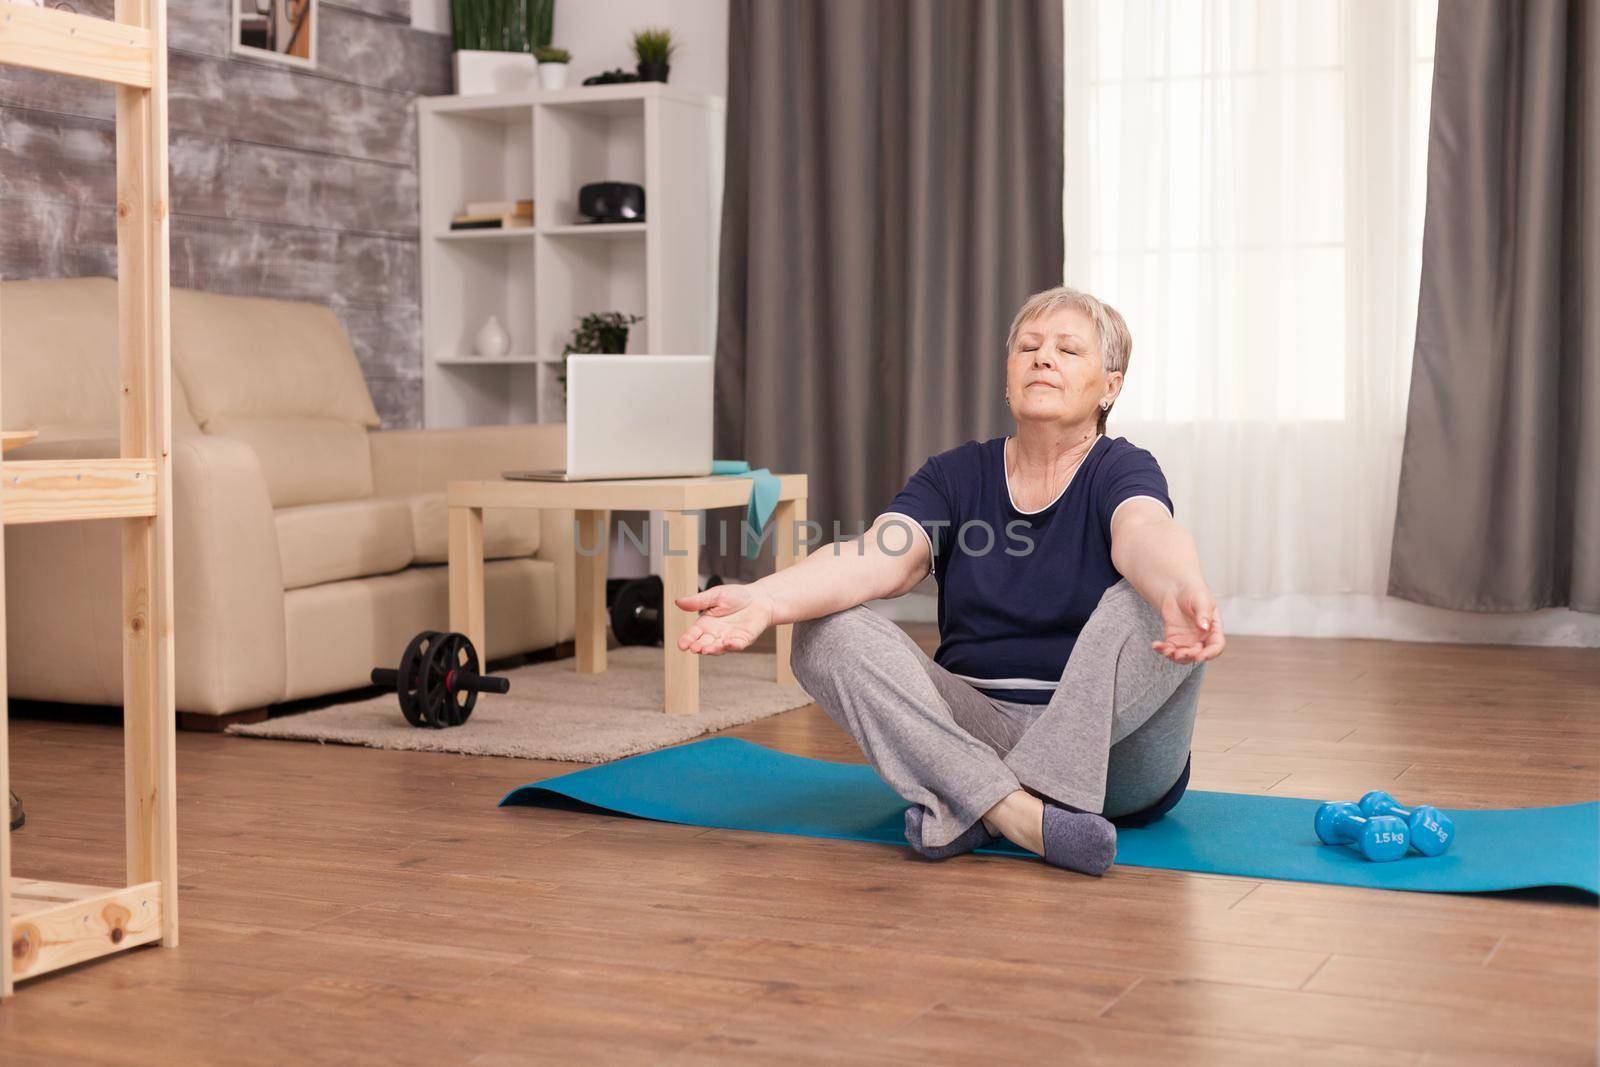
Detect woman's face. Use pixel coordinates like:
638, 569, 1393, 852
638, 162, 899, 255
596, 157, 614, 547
1006, 306, 1121, 429
1004, 303, 1120, 428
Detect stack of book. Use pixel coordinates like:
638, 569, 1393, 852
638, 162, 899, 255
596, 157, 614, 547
450, 199, 534, 230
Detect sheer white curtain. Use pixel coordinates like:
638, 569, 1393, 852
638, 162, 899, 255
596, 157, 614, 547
1064, 0, 1437, 599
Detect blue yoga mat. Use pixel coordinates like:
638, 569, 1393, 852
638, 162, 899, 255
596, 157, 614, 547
501, 737, 1600, 895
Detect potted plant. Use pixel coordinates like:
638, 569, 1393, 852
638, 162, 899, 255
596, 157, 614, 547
450, 0, 554, 95
631, 27, 677, 83
535, 45, 571, 89
562, 311, 643, 391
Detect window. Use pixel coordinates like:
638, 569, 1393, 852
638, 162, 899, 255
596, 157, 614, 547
1062, 0, 1440, 596
1064, 0, 1437, 422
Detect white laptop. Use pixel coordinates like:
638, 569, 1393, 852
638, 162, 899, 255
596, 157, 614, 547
504, 355, 714, 481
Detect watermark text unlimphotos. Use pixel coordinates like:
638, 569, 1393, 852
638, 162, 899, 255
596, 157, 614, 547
573, 515, 1037, 558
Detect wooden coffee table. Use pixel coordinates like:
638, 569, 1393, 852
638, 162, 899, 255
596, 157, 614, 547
446, 474, 809, 715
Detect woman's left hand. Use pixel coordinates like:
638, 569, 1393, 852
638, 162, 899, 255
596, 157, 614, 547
1153, 580, 1226, 664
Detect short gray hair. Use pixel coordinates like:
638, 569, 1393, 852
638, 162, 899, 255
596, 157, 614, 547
1005, 286, 1132, 430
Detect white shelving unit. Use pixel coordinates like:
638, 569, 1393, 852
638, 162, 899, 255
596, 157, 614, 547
417, 83, 725, 428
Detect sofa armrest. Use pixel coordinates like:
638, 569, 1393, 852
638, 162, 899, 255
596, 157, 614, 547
369, 424, 574, 643
172, 433, 288, 713
3, 430, 286, 714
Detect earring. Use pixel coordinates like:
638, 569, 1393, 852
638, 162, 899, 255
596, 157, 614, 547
1101, 399, 1110, 410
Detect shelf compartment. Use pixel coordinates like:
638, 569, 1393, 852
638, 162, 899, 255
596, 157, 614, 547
434, 238, 538, 371
8, 878, 164, 982
534, 99, 645, 231
429, 358, 540, 425
1, 458, 159, 525
422, 109, 534, 238
535, 232, 647, 357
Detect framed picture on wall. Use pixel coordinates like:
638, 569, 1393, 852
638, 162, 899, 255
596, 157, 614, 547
233, 0, 317, 67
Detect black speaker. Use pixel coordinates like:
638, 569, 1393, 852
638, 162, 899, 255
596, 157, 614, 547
577, 182, 646, 224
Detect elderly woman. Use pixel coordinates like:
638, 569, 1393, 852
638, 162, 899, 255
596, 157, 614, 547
675, 286, 1224, 876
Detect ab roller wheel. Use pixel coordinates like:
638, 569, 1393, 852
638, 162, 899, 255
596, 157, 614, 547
370, 631, 510, 729
374, 570, 726, 728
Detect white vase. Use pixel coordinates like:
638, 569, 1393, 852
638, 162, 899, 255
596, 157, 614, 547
452, 51, 538, 95
474, 315, 511, 358
537, 62, 569, 90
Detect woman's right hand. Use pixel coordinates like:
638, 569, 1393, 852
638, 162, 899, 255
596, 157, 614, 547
674, 583, 776, 654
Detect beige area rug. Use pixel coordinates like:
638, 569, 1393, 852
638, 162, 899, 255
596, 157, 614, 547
227, 648, 813, 763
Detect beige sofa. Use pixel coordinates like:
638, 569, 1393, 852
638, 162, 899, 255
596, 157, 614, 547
0, 277, 574, 720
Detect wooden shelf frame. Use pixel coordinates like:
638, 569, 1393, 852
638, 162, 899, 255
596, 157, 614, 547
0, 0, 179, 997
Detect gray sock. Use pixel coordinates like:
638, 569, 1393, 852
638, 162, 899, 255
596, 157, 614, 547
903, 805, 997, 860
1041, 803, 1118, 876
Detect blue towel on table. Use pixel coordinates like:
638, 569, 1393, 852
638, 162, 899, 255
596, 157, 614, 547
711, 460, 782, 559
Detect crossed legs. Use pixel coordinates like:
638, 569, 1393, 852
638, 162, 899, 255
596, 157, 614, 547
791, 581, 1203, 872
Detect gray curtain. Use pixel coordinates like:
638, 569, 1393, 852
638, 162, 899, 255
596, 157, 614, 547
714, 0, 1064, 563
1389, 0, 1599, 613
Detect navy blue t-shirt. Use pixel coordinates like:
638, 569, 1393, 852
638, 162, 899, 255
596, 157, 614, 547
882, 435, 1172, 704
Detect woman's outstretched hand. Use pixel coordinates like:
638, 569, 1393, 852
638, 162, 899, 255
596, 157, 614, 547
675, 584, 776, 655
1153, 580, 1226, 664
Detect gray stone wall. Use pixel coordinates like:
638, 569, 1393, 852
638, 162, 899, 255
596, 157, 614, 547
0, 0, 450, 426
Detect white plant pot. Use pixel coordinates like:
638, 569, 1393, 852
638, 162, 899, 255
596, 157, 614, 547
452, 50, 538, 95
474, 315, 511, 358
537, 62, 569, 90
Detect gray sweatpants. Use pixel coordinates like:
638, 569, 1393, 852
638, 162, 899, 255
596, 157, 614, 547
791, 579, 1204, 848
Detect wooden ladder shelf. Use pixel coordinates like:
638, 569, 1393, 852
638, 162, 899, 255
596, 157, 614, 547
0, 0, 179, 996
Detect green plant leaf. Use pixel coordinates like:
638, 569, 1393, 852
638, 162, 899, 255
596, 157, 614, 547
566, 311, 645, 354
453, 0, 549, 53
529, 0, 554, 48
631, 26, 678, 65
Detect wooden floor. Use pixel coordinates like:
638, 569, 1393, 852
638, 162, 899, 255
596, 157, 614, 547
1, 631, 1596, 1065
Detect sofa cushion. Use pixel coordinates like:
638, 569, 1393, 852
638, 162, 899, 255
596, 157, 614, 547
402, 492, 542, 563
276, 496, 414, 591
208, 416, 374, 508
171, 287, 380, 428
0, 276, 199, 432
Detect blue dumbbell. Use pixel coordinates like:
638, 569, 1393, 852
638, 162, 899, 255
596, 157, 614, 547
1359, 791, 1455, 857
1313, 801, 1411, 862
